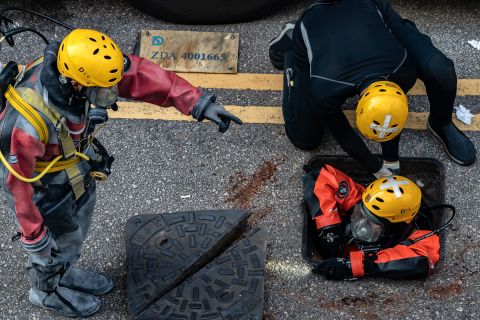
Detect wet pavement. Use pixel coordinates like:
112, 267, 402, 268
0, 0, 479, 319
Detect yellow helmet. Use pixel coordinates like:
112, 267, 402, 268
356, 81, 408, 142
362, 175, 421, 224
57, 29, 124, 87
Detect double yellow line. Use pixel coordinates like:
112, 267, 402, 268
177, 73, 480, 96
114, 73, 480, 131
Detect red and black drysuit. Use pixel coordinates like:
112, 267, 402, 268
303, 165, 440, 280
0, 41, 211, 292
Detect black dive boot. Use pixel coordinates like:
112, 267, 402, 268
29, 286, 100, 318
427, 119, 476, 165
60, 268, 114, 296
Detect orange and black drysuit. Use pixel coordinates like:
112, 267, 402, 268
303, 165, 440, 280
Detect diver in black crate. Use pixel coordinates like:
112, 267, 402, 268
303, 164, 454, 280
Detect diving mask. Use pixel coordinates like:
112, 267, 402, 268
350, 203, 386, 244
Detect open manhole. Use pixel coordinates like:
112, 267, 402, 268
301, 156, 448, 264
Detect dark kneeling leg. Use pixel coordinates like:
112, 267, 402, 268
422, 53, 476, 165
282, 51, 325, 151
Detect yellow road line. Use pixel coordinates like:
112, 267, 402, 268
10, 63, 480, 95
178, 73, 480, 96
114, 102, 478, 131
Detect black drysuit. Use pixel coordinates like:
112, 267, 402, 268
282, 0, 456, 174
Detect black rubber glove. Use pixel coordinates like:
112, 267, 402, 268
203, 102, 243, 133
312, 258, 352, 280
317, 225, 345, 258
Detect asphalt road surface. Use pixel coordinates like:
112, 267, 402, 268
0, 0, 479, 319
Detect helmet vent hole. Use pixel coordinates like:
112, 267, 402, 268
399, 187, 404, 194
387, 189, 394, 193
393, 177, 397, 180
102, 35, 106, 40
376, 197, 384, 202
379, 89, 387, 92
111, 43, 116, 50
374, 85, 382, 87
369, 184, 373, 189
93, 48, 99, 55
382, 179, 388, 183
373, 120, 380, 125
391, 124, 398, 128
64, 63, 69, 70
110, 69, 118, 73
103, 45, 107, 48
61, 44, 64, 51
396, 91, 402, 95
372, 205, 380, 210
109, 78, 117, 83
386, 133, 392, 137
89, 38, 97, 42
365, 92, 370, 97
373, 129, 378, 135
104, 55, 112, 60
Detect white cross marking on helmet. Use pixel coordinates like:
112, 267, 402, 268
380, 177, 409, 198
370, 114, 398, 139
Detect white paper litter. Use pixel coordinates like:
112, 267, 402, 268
180, 195, 191, 199
468, 40, 480, 50
454, 105, 473, 125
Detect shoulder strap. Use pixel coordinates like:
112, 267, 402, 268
4, 85, 87, 199
14, 87, 77, 159
4, 85, 49, 144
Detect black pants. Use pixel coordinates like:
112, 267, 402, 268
283, 19, 456, 167
282, 50, 325, 150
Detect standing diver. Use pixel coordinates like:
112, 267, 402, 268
0, 9, 242, 317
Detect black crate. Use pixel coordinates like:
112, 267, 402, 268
302, 156, 448, 264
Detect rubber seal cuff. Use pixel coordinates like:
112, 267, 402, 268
191, 91, 216, 121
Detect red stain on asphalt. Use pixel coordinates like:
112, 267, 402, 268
428, 283, 462, 299
263, 312, 276, 320
226, 160, 279, 209
317, 291, 409, 320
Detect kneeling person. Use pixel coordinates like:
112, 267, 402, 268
304, 165, 440, 280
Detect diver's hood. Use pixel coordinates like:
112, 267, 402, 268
40, 41, 87, 120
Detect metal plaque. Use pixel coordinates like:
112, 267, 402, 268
138, 30, 239, 73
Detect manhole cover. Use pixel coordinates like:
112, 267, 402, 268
136, 227, 266, 320
126, 210, 251, 317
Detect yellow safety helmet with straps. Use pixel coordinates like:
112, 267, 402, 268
57, 29, 124, 88
356, 81, 408, 142
362, 175, 422, 224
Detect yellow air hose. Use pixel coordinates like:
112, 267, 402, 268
0, 150, 89, 183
